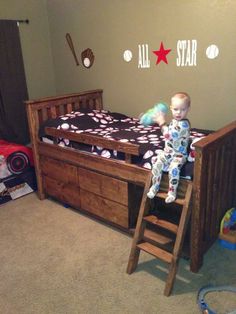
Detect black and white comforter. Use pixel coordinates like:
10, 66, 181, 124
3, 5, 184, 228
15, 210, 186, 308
39, 109, 211, 179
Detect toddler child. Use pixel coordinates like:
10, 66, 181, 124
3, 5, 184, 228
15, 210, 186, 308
147, 92, 191, 203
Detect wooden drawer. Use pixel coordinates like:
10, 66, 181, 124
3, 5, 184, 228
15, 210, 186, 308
80, 189, 129, 228
79, 167, 128, 206
40, 156, 77, 184
43, 176, 81, 208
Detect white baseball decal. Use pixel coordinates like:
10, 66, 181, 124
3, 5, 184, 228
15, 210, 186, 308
123, 50, 133, 62
206, 44, 219, 59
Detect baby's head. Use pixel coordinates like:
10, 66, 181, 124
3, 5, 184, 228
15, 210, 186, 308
170, 92, 191, 121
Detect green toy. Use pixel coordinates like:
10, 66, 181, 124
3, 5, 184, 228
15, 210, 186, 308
140, 103, 168, 126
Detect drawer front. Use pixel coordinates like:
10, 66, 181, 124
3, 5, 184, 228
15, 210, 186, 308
40, 156, 77, 184
79, 167, 128, 206
81, 189, 129, 228
43, 176, 81, 208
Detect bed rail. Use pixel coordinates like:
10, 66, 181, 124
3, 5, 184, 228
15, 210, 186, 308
45, 127, 140, 163
191, 120, 236, 272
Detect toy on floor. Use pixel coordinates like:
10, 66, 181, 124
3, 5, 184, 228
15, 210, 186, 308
197, 285, 236, 314
219, 207, 236, 250
140, 103, 168, 126
0, 140, 34, 177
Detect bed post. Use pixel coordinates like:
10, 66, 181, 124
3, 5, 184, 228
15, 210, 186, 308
190, 120, 236, 272
190, 148, 205, 272
25, 101, 45, 200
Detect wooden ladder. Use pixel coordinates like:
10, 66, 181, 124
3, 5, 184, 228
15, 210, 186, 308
127, 172, 193, 296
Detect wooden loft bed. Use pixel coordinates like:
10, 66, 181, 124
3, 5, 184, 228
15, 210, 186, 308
25, 89, 236, 273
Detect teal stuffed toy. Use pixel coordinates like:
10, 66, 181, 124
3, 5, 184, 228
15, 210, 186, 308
140, 103, 168, 126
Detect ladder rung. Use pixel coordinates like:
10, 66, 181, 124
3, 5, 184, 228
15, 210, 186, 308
143, 215, 178, 234
126, 175, 192, 296
144, 229, 173, 245
137, 242, 173, 263
156, 192, 185, 205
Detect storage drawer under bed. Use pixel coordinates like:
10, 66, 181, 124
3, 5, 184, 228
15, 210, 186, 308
79, 168, 129, 228
43, 176, 81, 208
39, 156, 130, 228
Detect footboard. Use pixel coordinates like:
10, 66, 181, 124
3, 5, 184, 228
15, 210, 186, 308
191, 120, 236, 272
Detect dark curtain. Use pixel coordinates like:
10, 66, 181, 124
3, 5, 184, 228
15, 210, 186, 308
0, 20, 29, 144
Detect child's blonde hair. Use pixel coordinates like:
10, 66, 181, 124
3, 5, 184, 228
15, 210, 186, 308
171, 92, 191, 107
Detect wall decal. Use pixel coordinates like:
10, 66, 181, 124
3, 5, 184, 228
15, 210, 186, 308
81, 48, 95, 68
123, 50, 133, 62
206, 44, 219, 59
125, 40, 219, 69
176, 39, 197, 67
153, 42, 171, 65
65, 33, 79, 66
138, 44, 150, 68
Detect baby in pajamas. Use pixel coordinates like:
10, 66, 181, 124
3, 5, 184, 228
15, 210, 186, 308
147, 92, 191, 203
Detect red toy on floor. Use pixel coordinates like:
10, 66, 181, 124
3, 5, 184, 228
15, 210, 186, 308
0, 140, 34, 176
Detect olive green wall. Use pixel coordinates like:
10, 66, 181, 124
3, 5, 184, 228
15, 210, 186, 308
0, 0, 56, 98
1, 1, 236, 130
47, 0, 236, 130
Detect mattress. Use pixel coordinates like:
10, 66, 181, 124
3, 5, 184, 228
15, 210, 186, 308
39, 109, 211, 179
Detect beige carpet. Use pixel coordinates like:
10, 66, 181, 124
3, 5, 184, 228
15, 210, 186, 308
0, 193, 236, 314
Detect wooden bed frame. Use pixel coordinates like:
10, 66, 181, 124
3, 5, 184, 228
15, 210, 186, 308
25, 89, 236, 272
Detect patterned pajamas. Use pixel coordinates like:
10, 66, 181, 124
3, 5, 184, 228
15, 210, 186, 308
148, 151, 186, 199
147, 119, 190, 202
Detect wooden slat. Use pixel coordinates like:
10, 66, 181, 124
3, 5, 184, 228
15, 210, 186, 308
45, 127, 140, 156
209, 149, 220, 240
193, 120, 236, 150
204, 152, 214, 242
191, 147, 207, 272
159, 174, 189, 200
143, 215, 178, 234
144, 229, 173, 245
137, 242, 173, 263
89, 98, 94, 109
66, 103, 72, 113
25, 89, 103, 111
222, 143, 232, 209
56, 105, 61, 116
156, 192, 185, 205
214, 146, 226, 239
41, 108, 48, 122
50, 106, 57, 119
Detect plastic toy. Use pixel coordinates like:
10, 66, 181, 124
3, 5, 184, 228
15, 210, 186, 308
220, 207, 236, 234
140, 102, 168, 126
0, 140, 34, 175
197, 285, 236, 314
219, 207, 236, 250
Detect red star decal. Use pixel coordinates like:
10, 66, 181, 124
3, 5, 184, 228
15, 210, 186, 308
153, 42, 171, 65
